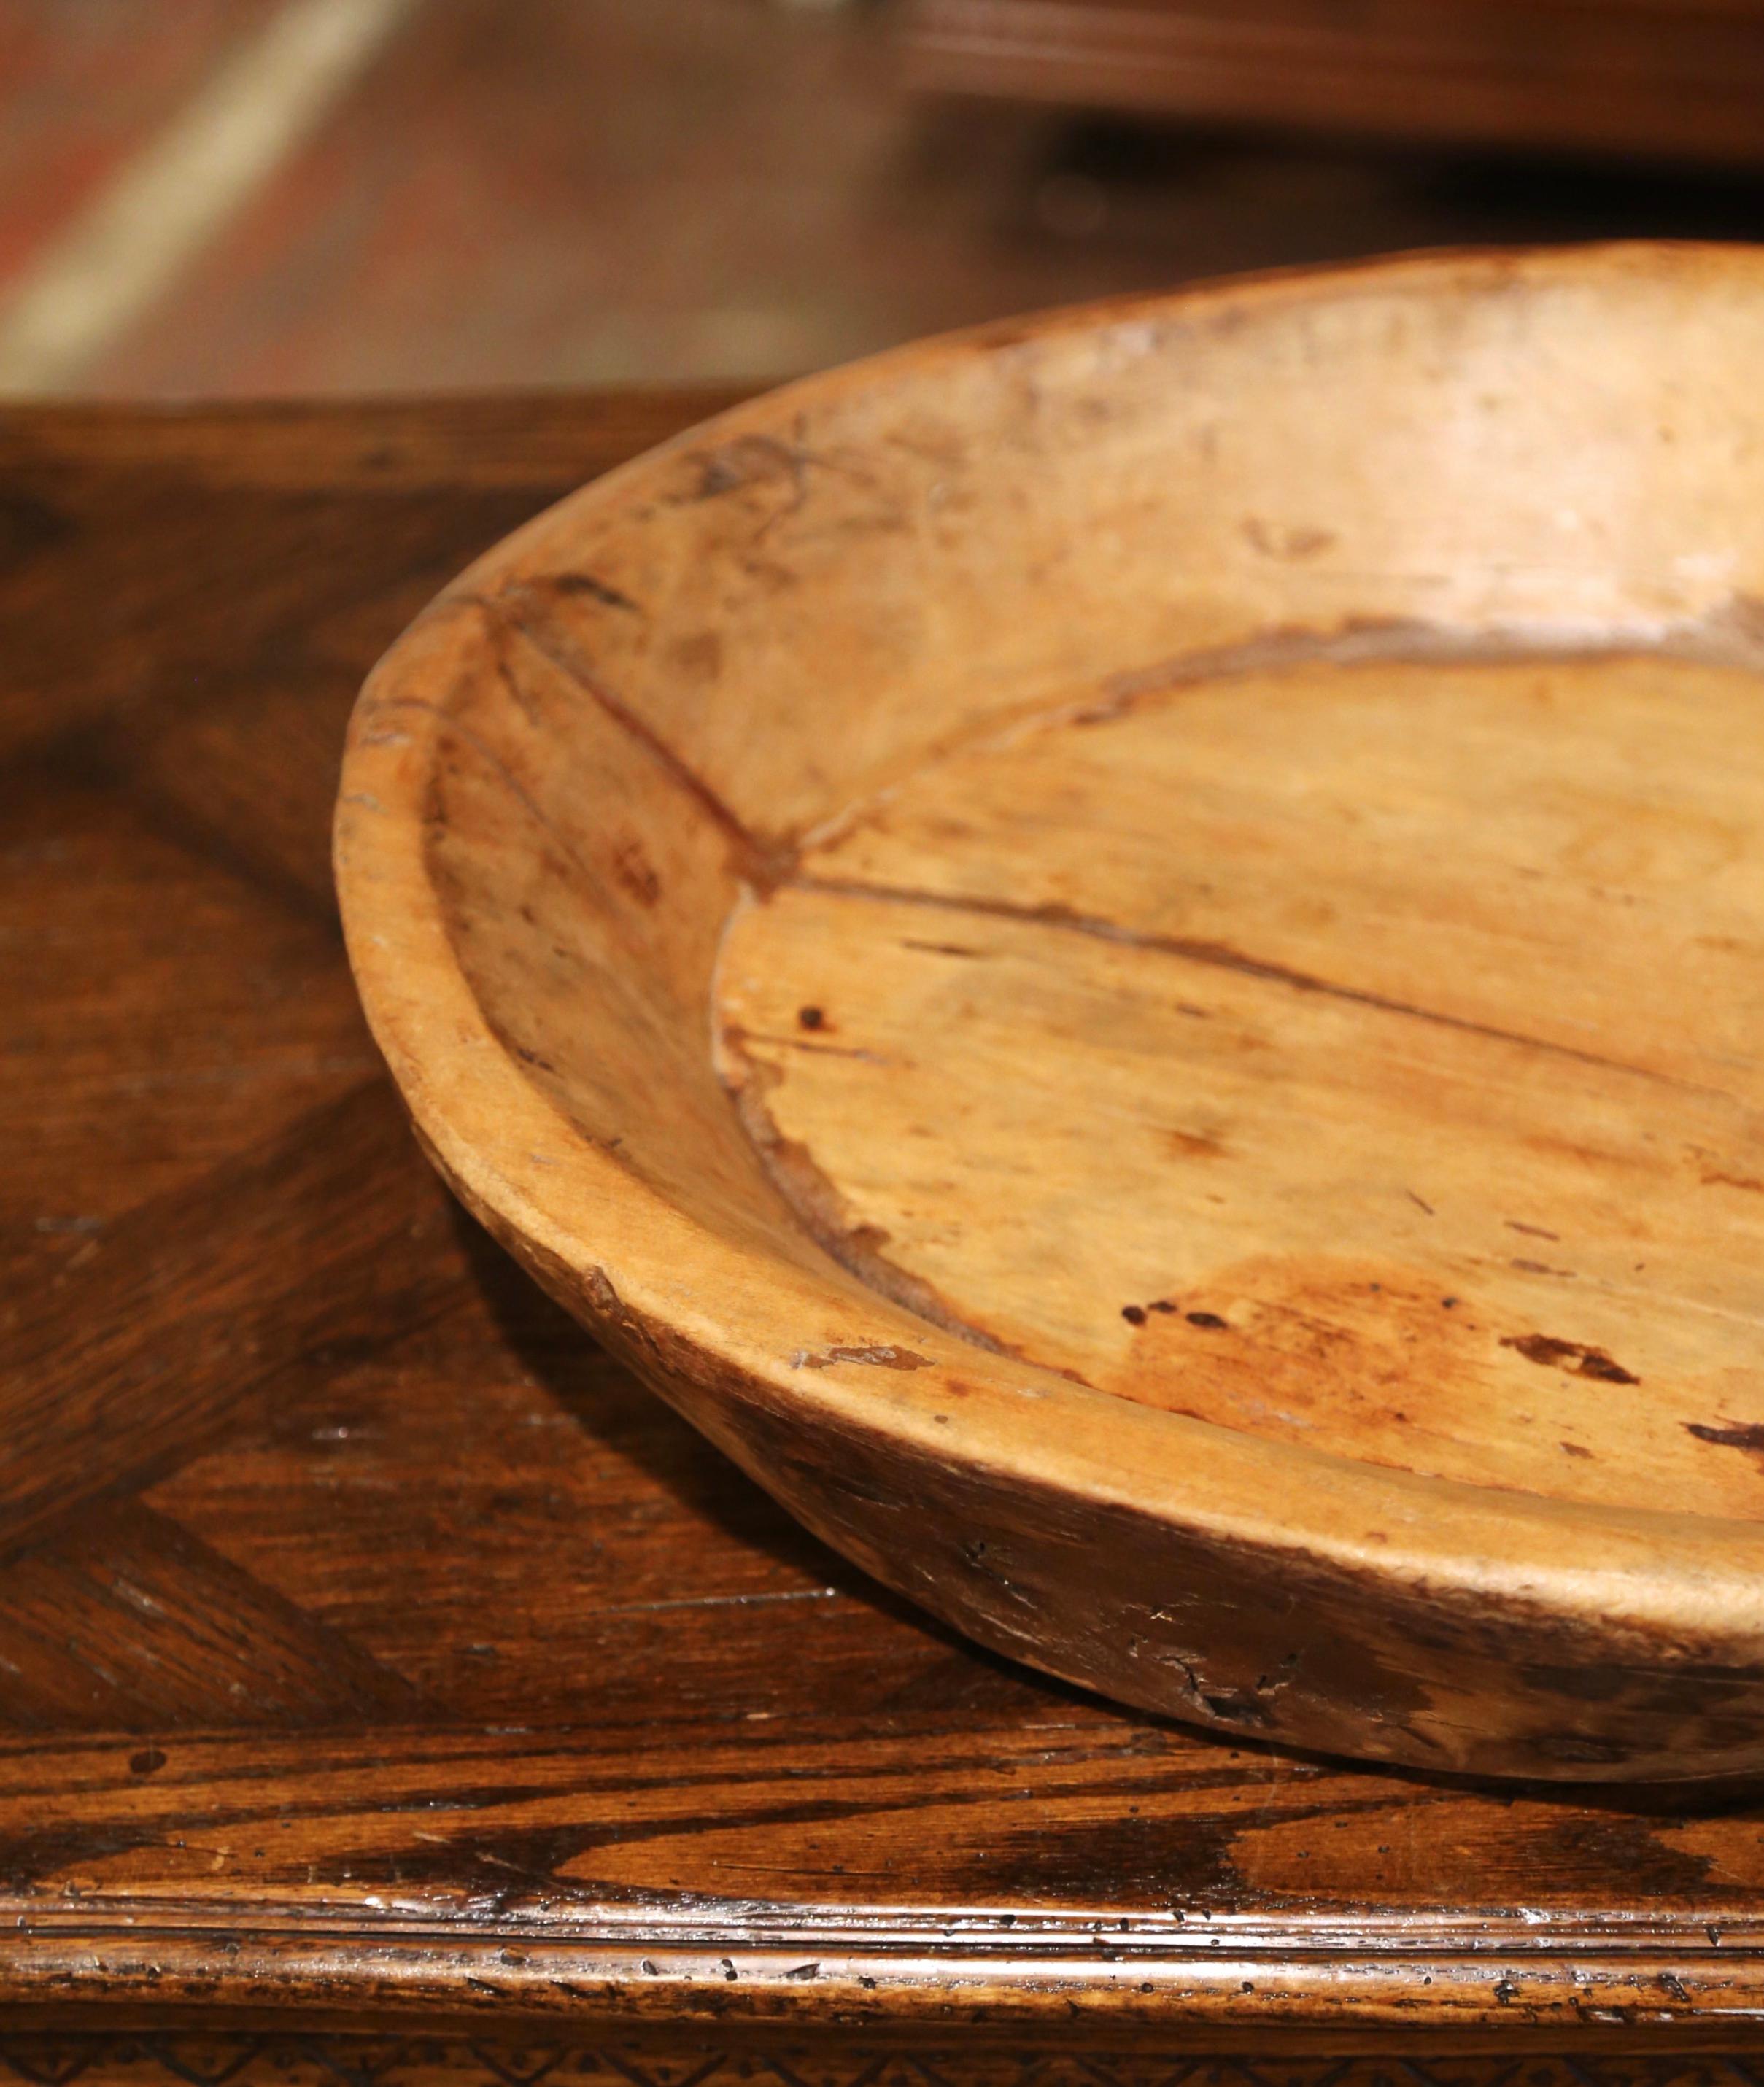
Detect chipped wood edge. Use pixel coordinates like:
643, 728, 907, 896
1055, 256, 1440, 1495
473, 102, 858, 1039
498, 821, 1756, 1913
9, 1901, 1764, 2040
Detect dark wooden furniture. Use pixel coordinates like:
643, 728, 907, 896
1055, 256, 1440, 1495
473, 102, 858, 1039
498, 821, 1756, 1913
7, 394, 1764, 2081
900, 0, 1764, 166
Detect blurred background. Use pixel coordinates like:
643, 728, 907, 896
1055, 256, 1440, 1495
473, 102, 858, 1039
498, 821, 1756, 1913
5, 0, 1764, 400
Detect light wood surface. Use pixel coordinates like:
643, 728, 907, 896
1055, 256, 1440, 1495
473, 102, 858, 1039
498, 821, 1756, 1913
336, 246, 1764, 1784
720, 651, 1764, 1515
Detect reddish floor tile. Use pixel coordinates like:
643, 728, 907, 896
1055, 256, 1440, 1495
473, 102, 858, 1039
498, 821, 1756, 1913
0, 0, 285, 282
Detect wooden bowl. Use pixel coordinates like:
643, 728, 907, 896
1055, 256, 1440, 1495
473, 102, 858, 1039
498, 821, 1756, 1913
338, 244, 1764, 1783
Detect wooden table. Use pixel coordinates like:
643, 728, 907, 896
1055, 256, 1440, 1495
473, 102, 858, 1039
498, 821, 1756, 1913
900, 0, 1764, 167
4, 394, 1764, 2083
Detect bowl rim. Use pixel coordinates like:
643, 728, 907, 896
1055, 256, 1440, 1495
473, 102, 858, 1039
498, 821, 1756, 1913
334, 239, 1764, 1673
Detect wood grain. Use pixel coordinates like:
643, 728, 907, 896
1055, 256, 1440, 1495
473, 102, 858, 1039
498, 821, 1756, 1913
900, 0, 1764, 167
338, 247, 1764, 1785
718, 652, 1764, 1514
13, 376, 1764, 2051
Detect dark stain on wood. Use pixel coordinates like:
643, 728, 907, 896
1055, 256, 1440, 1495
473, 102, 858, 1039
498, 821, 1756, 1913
1685, 1419, 1764, 1457
1503, 1334, 1639, 1385
547, 571, 643, 613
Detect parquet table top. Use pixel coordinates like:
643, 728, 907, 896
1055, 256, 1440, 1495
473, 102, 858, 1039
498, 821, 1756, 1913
5, 395, 1764, 2071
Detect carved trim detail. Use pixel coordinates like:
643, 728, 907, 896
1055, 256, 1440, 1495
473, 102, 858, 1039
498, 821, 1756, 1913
5, 2043, 1764, 2087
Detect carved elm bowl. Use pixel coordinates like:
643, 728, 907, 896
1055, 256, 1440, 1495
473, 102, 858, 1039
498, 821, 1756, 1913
338, 244, 1764, 1780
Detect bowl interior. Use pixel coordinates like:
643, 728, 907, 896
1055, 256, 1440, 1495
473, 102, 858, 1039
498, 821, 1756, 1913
371, 247, 1764, 1530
